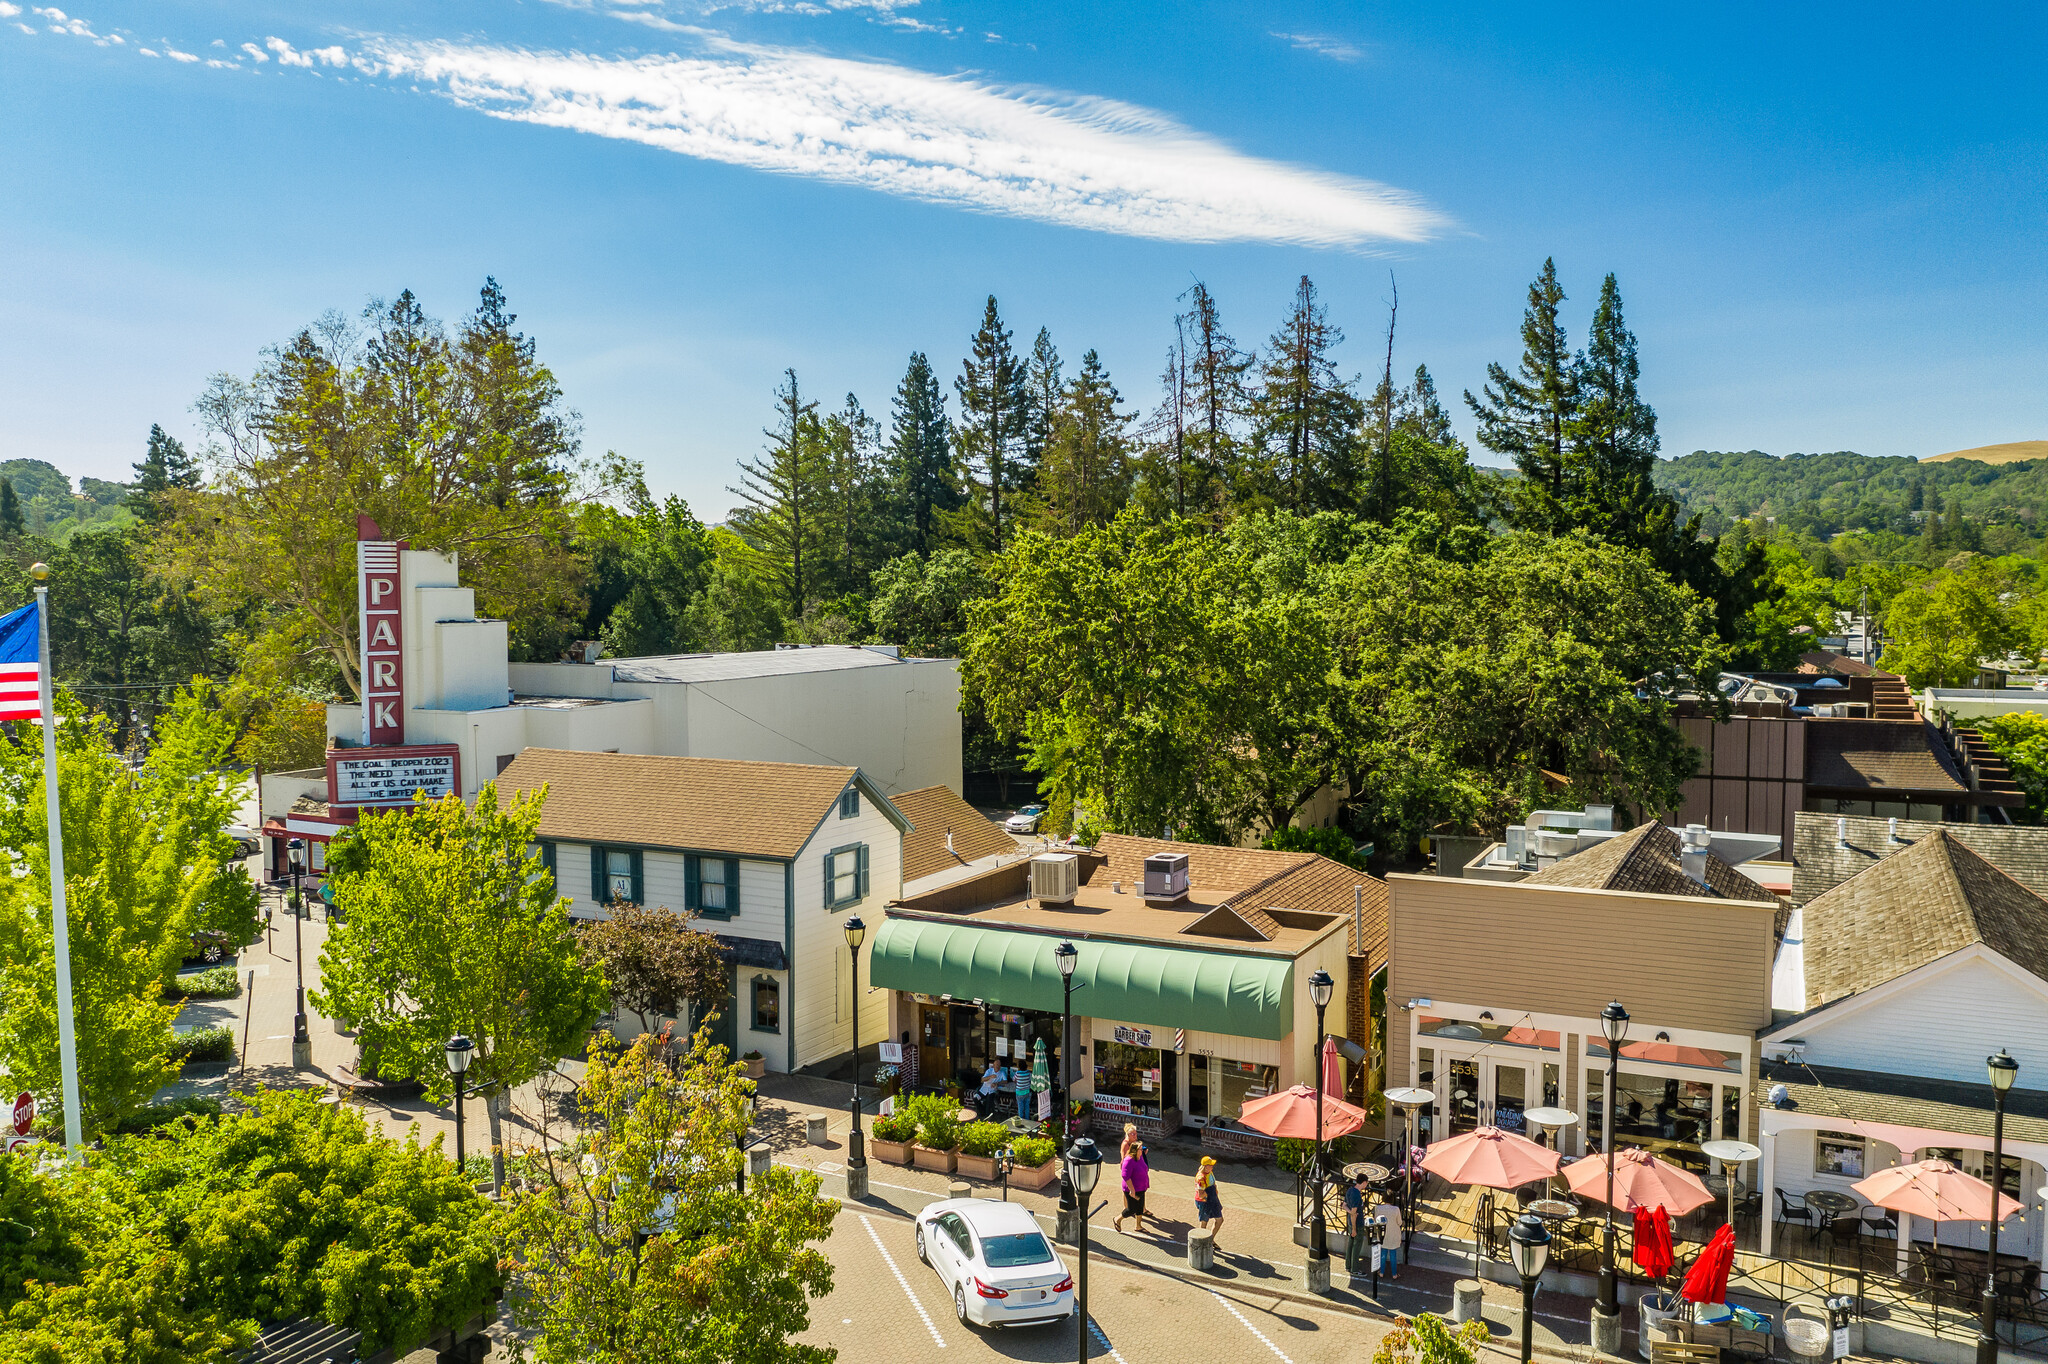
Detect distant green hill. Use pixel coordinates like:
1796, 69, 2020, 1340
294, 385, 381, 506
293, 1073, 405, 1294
0, 458, 135, 543
1652, 449, 2048, 540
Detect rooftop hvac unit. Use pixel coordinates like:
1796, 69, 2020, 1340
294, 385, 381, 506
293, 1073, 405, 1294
1532, 830, 1577, 860
1142, 852, 1190, 900
1030, 853, 1080, 904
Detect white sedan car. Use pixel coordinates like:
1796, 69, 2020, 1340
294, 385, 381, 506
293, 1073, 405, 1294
914, 1198, 1073, 1329
1005, 805, 1045, 834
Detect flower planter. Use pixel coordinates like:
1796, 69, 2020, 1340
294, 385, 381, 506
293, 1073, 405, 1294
740, 1058, 766, 1080
912, 1146, 959, 1174
1011, 1158, 1060, 1191
872, 1138, 914, 1165
957, 1152, 1002, 1181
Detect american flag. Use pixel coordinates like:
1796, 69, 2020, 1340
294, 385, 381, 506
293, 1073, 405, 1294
0, 601, 44, 723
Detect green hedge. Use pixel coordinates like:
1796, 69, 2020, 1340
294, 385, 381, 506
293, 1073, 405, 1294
958, 1121, 1008, 1158
1009, 1135, 1056, 1167
168, 966, 242, 999
170, 1025, 235, 1065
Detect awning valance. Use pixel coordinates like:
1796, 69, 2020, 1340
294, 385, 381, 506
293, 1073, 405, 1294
870, 917, 1295, 1041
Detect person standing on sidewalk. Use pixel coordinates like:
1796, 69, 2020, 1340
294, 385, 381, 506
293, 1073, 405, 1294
1342, 1171, 1370, 1272
1115, 1132, 1150, 1234
1195, 1156, 1224, 1248
1371, 1191, 1403, 1278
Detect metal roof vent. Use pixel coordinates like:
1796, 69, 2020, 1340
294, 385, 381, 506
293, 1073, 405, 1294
1030, 853, 1079, 905
1680, 823, 1711, 887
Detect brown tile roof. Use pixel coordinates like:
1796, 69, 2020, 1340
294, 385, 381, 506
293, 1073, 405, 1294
1798, 651, 1886, 678
1521, 823, 1774, 902
1791, 812, 2048, 906
892, 785, 1016, 884
1799, 829, 2048, 1002
495, 748, 864, 859
1754, 1060, 2048, 1146
1802, 719, 1970, 795
1094, 833, 1389, 961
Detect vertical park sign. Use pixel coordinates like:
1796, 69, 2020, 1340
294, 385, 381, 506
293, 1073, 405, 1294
356, 515, 404, 747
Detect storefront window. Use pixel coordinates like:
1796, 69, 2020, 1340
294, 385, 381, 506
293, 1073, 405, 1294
1418, 1017, 1560, 1050
1816, 1132, 1866, 1178
1586, 1036, 1742, 1074
1416, 1047, 1436, 1144
1215, 1058, 1279, 1122
1095, 1038, 1173, 1121
1596, 1069, 1714, 1150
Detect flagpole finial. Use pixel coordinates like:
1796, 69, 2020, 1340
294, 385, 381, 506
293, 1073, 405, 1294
29, 563, 47, 581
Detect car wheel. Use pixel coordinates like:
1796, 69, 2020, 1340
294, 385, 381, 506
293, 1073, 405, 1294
954, 1283, 972, 1328
915, 1223, 929, 1264
202, 943, 224, 964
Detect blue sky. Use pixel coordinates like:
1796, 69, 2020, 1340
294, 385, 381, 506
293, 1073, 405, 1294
2, 1, 2044, 517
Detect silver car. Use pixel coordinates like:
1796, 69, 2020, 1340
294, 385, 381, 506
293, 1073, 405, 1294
1005, 805, 1045, 834
915, 1197, 1073, 1329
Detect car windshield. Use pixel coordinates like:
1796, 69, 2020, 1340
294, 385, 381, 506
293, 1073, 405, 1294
979, 1231, 1055, 1268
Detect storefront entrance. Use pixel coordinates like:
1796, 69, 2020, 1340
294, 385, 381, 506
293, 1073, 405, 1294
912, 1000, 1063, 1112
1415, 1017, 1562, 1141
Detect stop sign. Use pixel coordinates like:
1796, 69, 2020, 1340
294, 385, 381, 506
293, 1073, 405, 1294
11, 1092, 32, 1138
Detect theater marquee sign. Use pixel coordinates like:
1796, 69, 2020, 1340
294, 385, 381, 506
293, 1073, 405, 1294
328, 745, 461, 808
357, 517, 406, 747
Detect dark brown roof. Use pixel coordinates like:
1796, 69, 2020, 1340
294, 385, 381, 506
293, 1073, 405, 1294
1790, 812, 2048, 906
1797, 651, 1885, 678
1799, 829, 2048, 1002
1755, 1059, 2048, 1145
1093, 834, 1388, 962
1802, 719, 1970, 795
496, 748, 882, 859
1522, 823, 1774, 902
892, 785, 1016, 884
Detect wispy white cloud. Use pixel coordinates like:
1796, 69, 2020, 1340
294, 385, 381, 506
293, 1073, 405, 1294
355, 36, 1442, 247
266, 36, 346, 67
32, 5, 116, 43
1271, 31, 1362, 63
163, 42, 198, 61
0, 4, 21, 16
239, 39, 266, 61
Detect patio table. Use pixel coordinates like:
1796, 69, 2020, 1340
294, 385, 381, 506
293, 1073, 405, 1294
1344, 1162, 1393, 1186
1803, 1190, 1858, 1226
1526, 1198, 1577, 1222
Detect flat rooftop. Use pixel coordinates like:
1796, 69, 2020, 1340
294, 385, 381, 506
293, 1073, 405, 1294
608, 646, 921, 684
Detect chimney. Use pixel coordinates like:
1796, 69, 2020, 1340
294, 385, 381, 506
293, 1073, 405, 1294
1353, 885, 1363, 955
1680, 823, 1711, 888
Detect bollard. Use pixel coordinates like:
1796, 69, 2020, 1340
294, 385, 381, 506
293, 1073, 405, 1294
1304, 1256, 1331, 1294
1453, 1279, 1485, 1324
948, 1181, 971, 1201
747, 1144, 771, 1178
806, 1114, 828, 1146
1187, 1228, 1215, 1271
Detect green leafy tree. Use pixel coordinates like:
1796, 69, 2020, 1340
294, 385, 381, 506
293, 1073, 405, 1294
1880, 560, 2015, 685
131, 424, 199, 526
818, 392, 888, 597
866, 549, 994, 659
0, 685, 260, 1136
949, 296, 1031, 554
594, 488, 715, 658
1371, 1313, 1492, 1364
682, 529, 789, 652
1247, 275, 1362, 513
496, 1028, 839, 1364
1260, 824, 1365, 869
0, 479, 23, 538
885, 352, 957, 558
1467, 258, 1579, 533
581, 901, 733, 1039
1971, 712, 2048, 823
314, 784, 609, 1191
1036, 349, 1134, 536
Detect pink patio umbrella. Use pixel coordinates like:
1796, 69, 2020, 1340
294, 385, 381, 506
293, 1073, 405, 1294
1620, 1041, 1730, 1069
1236, 1085, 1366, 1141
1420, 1126, 1566, 1276
1562, 1147, 1716, 1216
1320, 1036, 1343, 1099
1852, 1159, 2022, 1236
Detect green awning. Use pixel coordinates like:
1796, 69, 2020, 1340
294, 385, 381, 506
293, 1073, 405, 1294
870, 918, 1295, 1041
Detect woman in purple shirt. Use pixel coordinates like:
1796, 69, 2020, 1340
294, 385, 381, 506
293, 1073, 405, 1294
1114, 1130, 1151, 1234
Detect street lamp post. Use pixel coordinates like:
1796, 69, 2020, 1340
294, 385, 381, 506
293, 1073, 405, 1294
1509, 1212, 1554, 1364
445, 1033, 474, 1170
844, 917, 867, 1195
1307, 969, 1336, 1275
1067, 1135, 1102, 1364
1054, 942, 1080, 1227
1596, 1000, 1629, 1323
1979, 1049, 2019, 1364
287, 838, 311, 1069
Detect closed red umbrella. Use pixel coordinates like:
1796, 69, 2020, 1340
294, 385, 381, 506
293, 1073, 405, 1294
1653, 1206, 1676, 1279
1632, 1206, 1674, 1279
1320, 1036, 1343, 1099
1680, 1224, 1736, 1305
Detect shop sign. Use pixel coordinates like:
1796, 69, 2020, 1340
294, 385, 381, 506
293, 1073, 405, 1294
878, 1042, 902, 1063
1037, 1090, 1052, 1121
1112, 1025, 1154, 1047
1141, 1071, 1154, 1092
357, 527, 406, 746
1094, 1093, 1134, 1116
330, 745, 461, 807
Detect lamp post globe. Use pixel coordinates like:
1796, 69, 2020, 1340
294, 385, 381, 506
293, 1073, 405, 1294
1306, 968, 1336, 1265
1509, 1213, 1553, 1364
445, 1033, 475, 1169
1596, 1000, 1628, 1319
1067, 1135, 1102, 1364
844, 916, 867, 1171
1979, 1049, 2019, 1364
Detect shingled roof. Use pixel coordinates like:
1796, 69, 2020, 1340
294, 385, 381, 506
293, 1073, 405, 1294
1754, 1059, 2048, 1146
1798, 829, 2048, 1004
496, 748, 904, 859
1789, 812, 2048, 906
1802, 719, 1971, 795
1093, 834, 1388, 961
1521, 822, 1774, 902
892, 784, 1017, 884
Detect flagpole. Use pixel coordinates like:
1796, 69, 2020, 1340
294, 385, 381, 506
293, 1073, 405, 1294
34, 568, 83, 1152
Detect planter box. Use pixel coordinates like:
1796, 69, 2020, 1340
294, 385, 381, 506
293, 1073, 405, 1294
957, 1152, 1002, 1181
912, 1146, 959, 1174
740, 1058, 766, 1079
872, 1138, 914, 1165
1011, 1159, 1060, 1191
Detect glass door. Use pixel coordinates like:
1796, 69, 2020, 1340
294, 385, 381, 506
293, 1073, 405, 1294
1446, 1057, 1482, 1135
1493, 1062, 1530, 1136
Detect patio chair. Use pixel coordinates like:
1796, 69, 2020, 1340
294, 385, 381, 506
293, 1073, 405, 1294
1995, 1265, 2042, 1319
1775, 1189, 1815, 1244
1859, 1206, 1897, 1239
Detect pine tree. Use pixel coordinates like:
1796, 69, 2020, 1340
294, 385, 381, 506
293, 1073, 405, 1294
1396, 365, 1461, 448
1466, 258, 1579, 533
729, 371, 828, 621
887, 352, 957, 557
1036, 350, 1133, 537
1567, 273, 1663, 544
0, 480, 23, 538
1248, 275, 1362, 513
1023, 327, 1063, 481
1141, 328, 1193, 516
951, 297, 1030, 553
1180, 281, 1251, 520
131, 424, 199, 525
819, 392, 885, 594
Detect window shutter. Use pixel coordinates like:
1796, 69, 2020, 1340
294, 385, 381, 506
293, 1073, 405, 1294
629, 849, 644, 905
540, 842, 556, 875
685, 855, 700, 911
725, 859, 741, 914
590, 846, 607, 903
823, 849, 836, 907
858, 843, 871, 899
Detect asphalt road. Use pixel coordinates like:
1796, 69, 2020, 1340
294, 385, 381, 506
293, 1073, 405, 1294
802, 1205, 1399, 1364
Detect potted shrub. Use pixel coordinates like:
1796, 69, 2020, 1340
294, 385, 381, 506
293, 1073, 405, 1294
739, 1049, 766, 1080
956, 1121, 1009, 1181
908, 1094, 961, 1174
871, 1111, 918, 1165
1007, 1135, 1060, 1190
